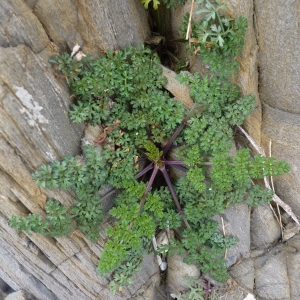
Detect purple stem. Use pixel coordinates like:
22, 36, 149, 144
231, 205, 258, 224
167, 164, 187, 173
163, 120, 187, 156
160, 166, 191, 229
160, 165, 183, 213
163, 160, 185, 165
160, 165, 191, 229
135, 162, 154, 179
145, 166, 159, 194
137, 166, 159, 214
163, 160, 187, 172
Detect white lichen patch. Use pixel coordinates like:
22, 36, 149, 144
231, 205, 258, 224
46, 151, 56, 161
14, 86, 49, 127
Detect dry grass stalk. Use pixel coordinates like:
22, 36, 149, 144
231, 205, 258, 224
185, 0, 195, 40
268, 140, 284, 235
221, 217, 228, 259
237, 126, 299, 225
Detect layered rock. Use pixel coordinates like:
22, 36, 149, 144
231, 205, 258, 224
0, 0, 155, 299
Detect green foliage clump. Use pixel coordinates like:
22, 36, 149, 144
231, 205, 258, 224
9, 200, 75, 237
9, 3, 290, 294
140, 0, 187, 10
181, 0, 248, 78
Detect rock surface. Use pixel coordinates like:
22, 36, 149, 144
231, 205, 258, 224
256, 0, 300, 218
214, 203, 251, 267
5, 290, 27, 300
250, 204, 281, 247
166, 254, 200, 296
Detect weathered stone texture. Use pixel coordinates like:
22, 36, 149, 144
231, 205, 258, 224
230, 258, 254, 293
255, 251, 290, 300
214, 203, 251, 267
23, 0, 149, 55
256, 0, 300, 218
166, 254, 200, 296
222, 0, 261, 142
250, 204, 281, 247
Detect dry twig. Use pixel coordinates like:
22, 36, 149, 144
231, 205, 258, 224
221, 217, 228, 259
269, 140, 283, 236
186, 0, 195, 40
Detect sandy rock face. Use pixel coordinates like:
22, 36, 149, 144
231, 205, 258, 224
256, 0, 300, 217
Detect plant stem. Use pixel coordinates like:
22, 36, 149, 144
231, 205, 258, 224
135, 163, 154, 179
163, 160, 187, 172
138, 166, 159, 212
160, 166, 191, 229
163, 160, 185, 165
163, 121, 187, 156
162, 104, 198, 156
168, 164, 187, 172
206, 0, 225, 33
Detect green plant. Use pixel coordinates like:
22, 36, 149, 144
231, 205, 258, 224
181, 0, 248, 78
9, 199, 75, 237
173, 276, 221, 300
9, 6, 290, 295
181, 277, 205, 300
140, 0, 187, 10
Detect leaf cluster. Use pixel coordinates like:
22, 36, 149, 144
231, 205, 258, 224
181, 0, 248, 78
11, 146, 108, 241
9, 200, 75, 237
140, 0, 187, 10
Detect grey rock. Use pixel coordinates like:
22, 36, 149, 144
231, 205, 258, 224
166, 254, 200, 296
23, 0, 150, 55
261, 103, 300, 218
256, 0, 300, 221
218, 289, 250, 300
0, 278, 10, 293
281, 212, 294, 226
229, 259, 254, 292
255, 0, 300, 113
250, 203, 281, 247
283, 222, 300, 241
215, 202, 251, 267
127, 255, 159, 295
250, 240, 300, 300
81, 124, 103, 148
5, 291, 27, 300
131, 273, 162, 300
255, 251, 290, 300
250, 234, 300, 300
286, 251, 300, 299
0, 0, 159, 298
249, 247, 268, 259
287, 233, 300, 249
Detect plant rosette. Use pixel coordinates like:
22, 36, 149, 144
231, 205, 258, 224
9, 0, 290, 294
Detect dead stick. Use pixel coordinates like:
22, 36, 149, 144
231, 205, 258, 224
186, 0, 195, 40
269, 140, 283, 236
221, 217, 228, 259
